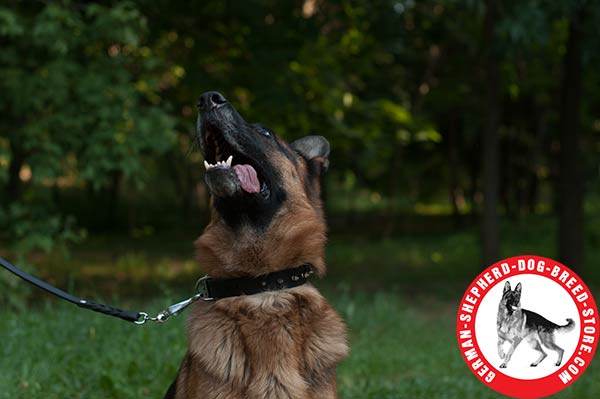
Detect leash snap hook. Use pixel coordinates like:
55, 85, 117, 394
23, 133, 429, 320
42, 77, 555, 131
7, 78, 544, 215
163, 294, 202, 318
135, 294, 204, 325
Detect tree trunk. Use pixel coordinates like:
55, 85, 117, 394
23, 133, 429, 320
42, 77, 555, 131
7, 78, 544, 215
105, 171, 122, 230
526, 111, 548, 215
467, 155, 479, 225
501, 132, 514, 219
165, 151, 195, 223
557, 5, 586, 273
447, 115, 462, 229
383, 145, 402, 237
5, 139, 25, 206
480, 0, 501, 267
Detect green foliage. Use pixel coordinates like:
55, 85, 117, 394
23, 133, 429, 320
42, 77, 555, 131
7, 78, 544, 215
1, 1, 600, 291
0, 1, 177, 305
0, 2, 176, 234
1, 0, 599, 245
134, 0, 598, 220
3, 203, 82, 255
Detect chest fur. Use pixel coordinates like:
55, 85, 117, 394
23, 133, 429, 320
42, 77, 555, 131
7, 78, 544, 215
498, 309, 525, 339
185, 287, 348, 399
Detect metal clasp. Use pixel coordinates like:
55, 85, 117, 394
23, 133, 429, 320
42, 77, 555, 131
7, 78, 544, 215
134, 312, 149, 325
134, 275, 215, 325
195, 275, 215, 301
163, 294, 203, 318
134, 293, 203, 325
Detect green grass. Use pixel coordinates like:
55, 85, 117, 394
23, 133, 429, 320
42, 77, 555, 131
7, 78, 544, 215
1, 291, 599, 399
2, 219, 600, 398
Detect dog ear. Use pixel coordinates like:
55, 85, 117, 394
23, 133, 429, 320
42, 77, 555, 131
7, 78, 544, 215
515, 282, 522, 297
503, 281, 511, 294
290, 135, 330, 174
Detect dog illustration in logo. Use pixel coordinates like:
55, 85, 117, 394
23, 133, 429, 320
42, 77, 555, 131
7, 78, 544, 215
497, 281, 576, 368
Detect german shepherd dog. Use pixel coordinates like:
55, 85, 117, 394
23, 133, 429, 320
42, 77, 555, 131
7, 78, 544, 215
164, 92, 348, 399
497, 281, 575, 368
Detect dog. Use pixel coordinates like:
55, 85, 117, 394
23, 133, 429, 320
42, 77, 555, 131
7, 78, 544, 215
164, 92, 348, 399
497, 281, 575, 368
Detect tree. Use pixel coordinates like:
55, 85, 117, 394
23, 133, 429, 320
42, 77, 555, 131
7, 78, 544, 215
557, 1, 587, 272
0, 2, 175, 253
481, 0, 501, 266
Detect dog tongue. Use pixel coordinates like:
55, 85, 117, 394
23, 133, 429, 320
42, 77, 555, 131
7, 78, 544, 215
233, 164, 260, 193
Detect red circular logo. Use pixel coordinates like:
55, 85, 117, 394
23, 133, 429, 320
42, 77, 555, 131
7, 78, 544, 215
456, 255, 599, 398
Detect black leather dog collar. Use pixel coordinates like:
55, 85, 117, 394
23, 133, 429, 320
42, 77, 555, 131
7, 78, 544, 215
197, 264, 314, 300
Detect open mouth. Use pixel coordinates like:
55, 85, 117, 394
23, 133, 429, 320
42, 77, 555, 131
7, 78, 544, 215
202, 126, 270, 198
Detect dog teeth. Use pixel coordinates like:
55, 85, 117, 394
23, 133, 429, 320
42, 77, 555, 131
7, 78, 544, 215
203, 156, 234, 171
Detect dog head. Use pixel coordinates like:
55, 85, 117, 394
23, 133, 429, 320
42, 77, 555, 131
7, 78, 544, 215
502, 281, 522, 313
194, 91, 329, 278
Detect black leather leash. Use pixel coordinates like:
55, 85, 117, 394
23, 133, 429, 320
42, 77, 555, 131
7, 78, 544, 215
1, 256, 142, 323
0, 256, 313, 325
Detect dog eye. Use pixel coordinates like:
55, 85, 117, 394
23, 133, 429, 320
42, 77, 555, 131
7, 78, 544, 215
257, 127, 272, 137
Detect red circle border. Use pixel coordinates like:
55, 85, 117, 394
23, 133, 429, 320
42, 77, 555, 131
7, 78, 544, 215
456, 255, 599, 399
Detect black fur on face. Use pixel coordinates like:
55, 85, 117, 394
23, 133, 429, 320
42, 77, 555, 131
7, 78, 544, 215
196, 92, 329, 230
502, 281, 522, 314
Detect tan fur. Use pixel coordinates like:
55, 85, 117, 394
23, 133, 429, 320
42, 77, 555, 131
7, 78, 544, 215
195, 151, 327, 278
170, 145, 348, 399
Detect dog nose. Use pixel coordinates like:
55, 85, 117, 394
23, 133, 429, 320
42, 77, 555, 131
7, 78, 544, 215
198, 91, 227, 111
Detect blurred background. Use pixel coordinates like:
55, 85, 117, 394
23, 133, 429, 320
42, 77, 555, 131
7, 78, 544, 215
1, 1, 599, 398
